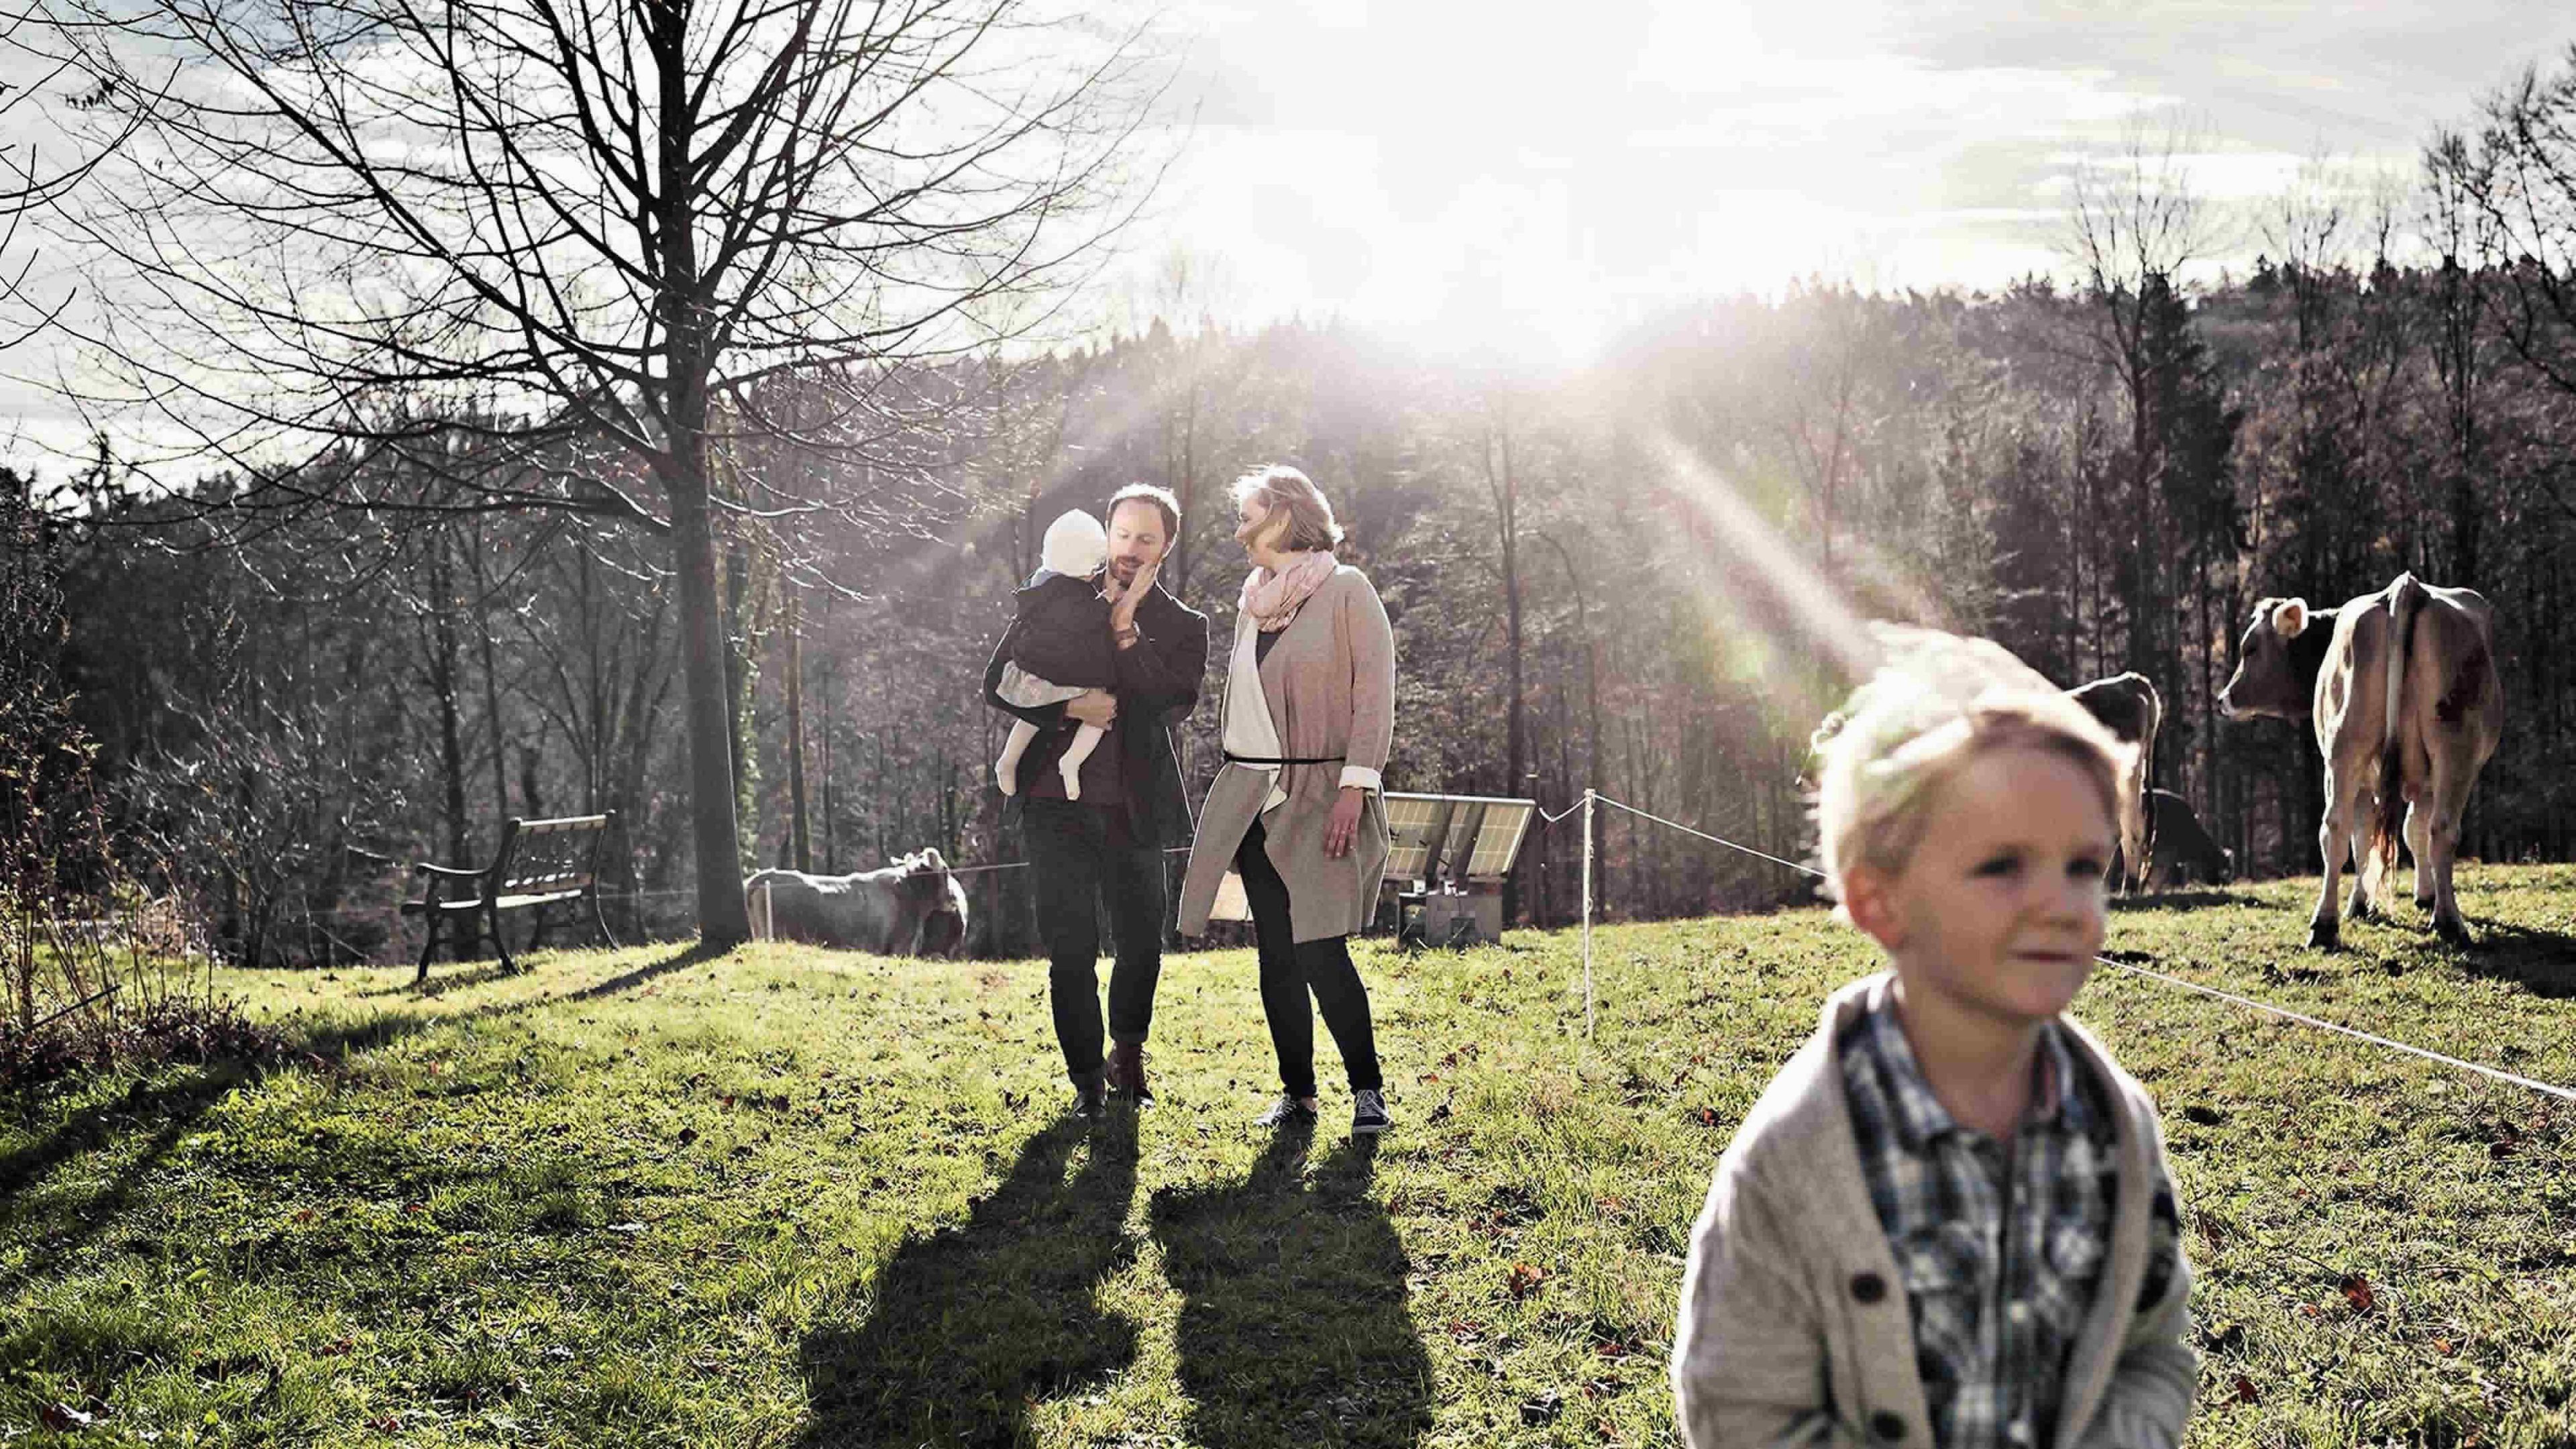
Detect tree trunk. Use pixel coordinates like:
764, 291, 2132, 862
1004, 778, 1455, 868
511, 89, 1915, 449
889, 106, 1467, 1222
470, 520, 512, 829
1487, 418, 1526, 924
819, 594, 837, 874
669, 472, 753, 947
721, 522, 757, 869
427, 536, 470, 868
784, 590, 812, 872
614, 638, 671, 941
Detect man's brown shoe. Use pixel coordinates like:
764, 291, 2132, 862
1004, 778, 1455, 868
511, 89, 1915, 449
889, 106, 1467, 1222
1106, 1040, 1154, 1107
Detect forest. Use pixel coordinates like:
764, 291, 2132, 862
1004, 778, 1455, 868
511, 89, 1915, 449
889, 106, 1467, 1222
20, 205, 2571, 967
10, 44, 2576, 968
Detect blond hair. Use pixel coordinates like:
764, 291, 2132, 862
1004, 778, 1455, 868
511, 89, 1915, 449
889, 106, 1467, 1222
1811, 627, 2126, 919
1231, 464, 1344, 551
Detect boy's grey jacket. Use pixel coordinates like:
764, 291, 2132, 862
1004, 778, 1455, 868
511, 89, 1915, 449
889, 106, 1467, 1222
1672, 973, 2195, 1448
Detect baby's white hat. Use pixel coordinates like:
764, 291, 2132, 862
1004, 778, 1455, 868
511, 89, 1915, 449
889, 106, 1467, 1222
1040, 508, 1108, 578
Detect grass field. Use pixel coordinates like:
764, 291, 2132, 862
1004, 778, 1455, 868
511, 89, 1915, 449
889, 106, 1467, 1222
5, 863, 2575, 1447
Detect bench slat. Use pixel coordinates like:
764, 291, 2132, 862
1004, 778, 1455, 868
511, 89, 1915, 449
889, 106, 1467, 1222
517, 816, 610, 837
489, 890, 590, 910
497, 871, 593, 892
404, 886, 590, 914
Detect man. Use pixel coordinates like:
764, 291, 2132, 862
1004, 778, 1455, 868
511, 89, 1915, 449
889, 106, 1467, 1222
984, 484, 1208, 1116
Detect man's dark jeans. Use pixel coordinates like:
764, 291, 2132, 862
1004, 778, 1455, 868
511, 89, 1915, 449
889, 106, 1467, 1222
1024, 797, 1165, 1089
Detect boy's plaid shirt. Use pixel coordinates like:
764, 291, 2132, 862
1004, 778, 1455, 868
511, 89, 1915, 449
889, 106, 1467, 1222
1837, 1003, 2175, 1449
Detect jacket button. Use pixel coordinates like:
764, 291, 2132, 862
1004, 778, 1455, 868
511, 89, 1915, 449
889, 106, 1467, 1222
1849, 1271, 1887, 1303
1870, 1411, 1907, 1441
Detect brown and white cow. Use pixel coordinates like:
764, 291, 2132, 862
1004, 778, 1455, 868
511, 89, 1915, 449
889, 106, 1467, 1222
2065, 672, 2161, 894
744, 850, 970, 957
2217, 573, 2504, 947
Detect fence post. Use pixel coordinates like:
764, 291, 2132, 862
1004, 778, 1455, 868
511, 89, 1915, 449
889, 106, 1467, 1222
1580, 788, 1596, 1039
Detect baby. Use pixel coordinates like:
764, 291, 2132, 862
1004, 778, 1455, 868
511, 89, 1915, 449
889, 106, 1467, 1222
1672, 626, 2194, 1449
994, 509, 1118, 800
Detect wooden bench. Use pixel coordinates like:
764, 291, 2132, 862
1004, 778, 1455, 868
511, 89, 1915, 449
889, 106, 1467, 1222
400, 813, 619, 981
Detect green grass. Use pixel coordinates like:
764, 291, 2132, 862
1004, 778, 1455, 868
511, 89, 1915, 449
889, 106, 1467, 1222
4, 864, 2575, 1446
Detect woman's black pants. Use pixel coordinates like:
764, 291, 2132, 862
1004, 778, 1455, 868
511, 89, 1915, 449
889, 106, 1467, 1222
1236, 817, 1382, 1099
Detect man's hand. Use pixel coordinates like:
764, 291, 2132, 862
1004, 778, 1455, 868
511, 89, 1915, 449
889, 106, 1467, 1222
1065, 690, 1118, 729
1106, 557, 1161, 632
1326, 786, 1366, 859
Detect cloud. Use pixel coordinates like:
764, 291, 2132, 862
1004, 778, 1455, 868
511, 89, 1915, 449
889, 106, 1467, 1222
1121, 0, 2576, 345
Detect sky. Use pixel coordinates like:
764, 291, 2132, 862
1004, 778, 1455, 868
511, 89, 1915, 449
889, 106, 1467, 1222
1115, 0, 2576, 360
7, 0, 2576, 472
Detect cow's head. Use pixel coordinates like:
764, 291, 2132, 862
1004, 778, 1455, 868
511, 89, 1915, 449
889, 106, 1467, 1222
889, 849, 967, 957
918, 875, 970, 958
2217, 598, 2314, 721
887, 850, 951, 902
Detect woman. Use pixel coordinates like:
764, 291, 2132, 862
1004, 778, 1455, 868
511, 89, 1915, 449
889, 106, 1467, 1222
1177, 465, 1397, 1134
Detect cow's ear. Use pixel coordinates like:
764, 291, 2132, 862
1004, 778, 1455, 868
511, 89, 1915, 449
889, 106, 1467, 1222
2271, 598, 2308, 639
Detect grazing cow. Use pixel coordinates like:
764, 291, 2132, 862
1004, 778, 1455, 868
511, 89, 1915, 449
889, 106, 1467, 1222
2065, 672, 2161, 894
2145, 789, 2234, 888
2217, 573, 2504, 947
744, 850, 970, 957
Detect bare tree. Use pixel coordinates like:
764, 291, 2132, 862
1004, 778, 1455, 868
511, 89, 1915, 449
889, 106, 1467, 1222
1140, 245, 1241, 597
2420, 130, 2501, 579
2060, 123, 2221, 684
2427, 48, 2576, 525
1478, 396, 1525, 921
0, 3, 137, 349
46, 0, 1168, 942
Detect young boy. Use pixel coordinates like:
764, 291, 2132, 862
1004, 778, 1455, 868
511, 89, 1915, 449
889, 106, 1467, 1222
1672, 629, 2195, 1449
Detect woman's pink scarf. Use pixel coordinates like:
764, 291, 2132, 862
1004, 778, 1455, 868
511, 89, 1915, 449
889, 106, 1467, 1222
1238, 549, 1336, 633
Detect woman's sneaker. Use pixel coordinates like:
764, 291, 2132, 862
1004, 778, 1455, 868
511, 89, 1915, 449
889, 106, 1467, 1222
1351, 1089, 1392, 1135
1254, 1094, 1318, 1128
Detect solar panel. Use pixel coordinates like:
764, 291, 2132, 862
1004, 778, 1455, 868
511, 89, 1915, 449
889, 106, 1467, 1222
1383, 795, 1449, 881
1204, 794, 1541, 924
1383, 792, 1537, 887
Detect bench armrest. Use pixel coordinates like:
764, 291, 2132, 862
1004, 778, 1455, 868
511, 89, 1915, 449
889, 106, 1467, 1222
412, 863, 488, 879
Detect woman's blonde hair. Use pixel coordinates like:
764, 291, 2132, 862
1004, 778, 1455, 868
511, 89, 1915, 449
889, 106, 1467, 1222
1810, 626, 2127, 920
1232, 464, 1344, 551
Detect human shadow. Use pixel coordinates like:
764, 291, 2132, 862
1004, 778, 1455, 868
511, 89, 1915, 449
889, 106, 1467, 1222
1148, 1126, 1433, 1448
795, 1112, 1142, 1447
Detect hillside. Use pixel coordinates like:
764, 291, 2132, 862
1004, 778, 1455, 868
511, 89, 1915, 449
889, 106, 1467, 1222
5, 865, 2574, 1446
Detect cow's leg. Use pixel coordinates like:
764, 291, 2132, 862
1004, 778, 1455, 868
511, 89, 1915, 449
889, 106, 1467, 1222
2340, 808, 2377, 924
2121, 787, 2152, 895
2308, 768, 2358, 950
2427, 762, 2475, 946
2405, 798, 2436, 911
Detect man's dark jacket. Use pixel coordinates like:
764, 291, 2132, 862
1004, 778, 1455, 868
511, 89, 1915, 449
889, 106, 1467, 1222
982, 576, 1208, 847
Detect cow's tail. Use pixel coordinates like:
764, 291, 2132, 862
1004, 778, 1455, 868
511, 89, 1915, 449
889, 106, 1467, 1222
2367, 574, 2426, 901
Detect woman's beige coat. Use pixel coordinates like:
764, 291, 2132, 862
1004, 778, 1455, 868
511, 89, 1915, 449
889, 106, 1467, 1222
1177, 566, 1395, 943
